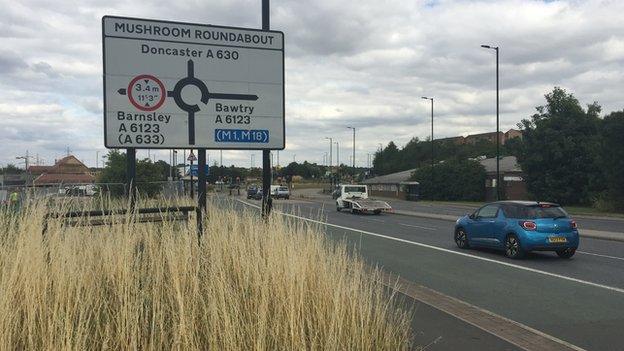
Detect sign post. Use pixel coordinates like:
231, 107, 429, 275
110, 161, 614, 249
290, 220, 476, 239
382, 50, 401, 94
261, 0, 273, 219
197, 149, 206, 241
126, 147, 136, 210
188, 150, 196, 199
102, 15, 284, 228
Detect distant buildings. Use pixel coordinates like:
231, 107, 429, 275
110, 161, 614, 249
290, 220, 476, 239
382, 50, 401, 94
362, 156, 527, 201
29, 155, 95, 185
438, 128, 522, 145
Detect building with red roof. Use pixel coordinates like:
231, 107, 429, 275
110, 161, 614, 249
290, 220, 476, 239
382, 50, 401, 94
30, 155, 95, 185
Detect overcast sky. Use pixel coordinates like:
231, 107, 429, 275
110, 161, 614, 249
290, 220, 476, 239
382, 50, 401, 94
1, 0, 622, 169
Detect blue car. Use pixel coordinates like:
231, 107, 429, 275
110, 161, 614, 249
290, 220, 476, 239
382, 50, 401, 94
454, 201, 579, 259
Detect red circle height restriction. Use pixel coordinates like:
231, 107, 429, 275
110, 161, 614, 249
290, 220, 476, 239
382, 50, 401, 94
127, 75, 166, 112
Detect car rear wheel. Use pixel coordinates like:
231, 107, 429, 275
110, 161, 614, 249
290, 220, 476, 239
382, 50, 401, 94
336, 204, 341, 212
556, 248, 576, 259
505, 234, 525, 259
454, 228, 470, 249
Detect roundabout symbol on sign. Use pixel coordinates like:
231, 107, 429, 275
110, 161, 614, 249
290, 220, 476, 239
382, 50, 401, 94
117, 60, 259, 144
126, 74, 166, 111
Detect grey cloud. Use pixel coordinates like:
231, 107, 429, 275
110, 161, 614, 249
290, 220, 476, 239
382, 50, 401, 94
0, 51, 28, 73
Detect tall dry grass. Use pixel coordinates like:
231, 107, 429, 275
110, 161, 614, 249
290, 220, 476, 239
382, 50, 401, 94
0, 199, 412, 350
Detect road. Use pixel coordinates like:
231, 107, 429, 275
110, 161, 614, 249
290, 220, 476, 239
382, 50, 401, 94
383, 200, 624, 234
227, 195, 624, 351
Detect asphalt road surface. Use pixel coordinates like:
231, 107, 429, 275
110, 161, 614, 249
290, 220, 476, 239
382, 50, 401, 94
227, 196, 624, 351
384, 200, 623, 234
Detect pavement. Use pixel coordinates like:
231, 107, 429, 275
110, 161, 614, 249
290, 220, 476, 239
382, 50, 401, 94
220, 192, 624, 351
293, 188, 624, 242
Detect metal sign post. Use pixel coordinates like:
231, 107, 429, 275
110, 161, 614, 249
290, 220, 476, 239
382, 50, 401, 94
126, 148, 136, 210
197, 149, 207, 241
261, 0, 273, 219
188, 150, 196, 199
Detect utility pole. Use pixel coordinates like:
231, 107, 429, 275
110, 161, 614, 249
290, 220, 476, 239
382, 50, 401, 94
422, 96, 434, 199
16, 151, 33, 185
481, 44, 501, 200
325, 137, 333, 168
334, 141, 340, 166
347, 126, 356, 174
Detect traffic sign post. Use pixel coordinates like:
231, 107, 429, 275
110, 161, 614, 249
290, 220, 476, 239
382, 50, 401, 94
197, 149, 206, 242
188, 150, 196, 199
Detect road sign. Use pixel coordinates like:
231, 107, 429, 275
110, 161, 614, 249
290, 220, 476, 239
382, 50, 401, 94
102, 16, 285, 150
189, 164, 209, 177
187, 151, 197, 162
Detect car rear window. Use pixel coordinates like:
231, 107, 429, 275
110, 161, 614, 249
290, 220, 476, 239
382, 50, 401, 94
503, 204, 568, 219
344, 186, 366, 193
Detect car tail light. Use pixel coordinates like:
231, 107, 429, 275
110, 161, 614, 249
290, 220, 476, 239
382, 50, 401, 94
570, 220, 577, 229
520, 221, 537, 231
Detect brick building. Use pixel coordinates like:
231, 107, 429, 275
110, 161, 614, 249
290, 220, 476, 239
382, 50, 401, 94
29, 155, 95, 185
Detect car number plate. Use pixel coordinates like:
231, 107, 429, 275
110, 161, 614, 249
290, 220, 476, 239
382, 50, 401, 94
548, 236, 567, 243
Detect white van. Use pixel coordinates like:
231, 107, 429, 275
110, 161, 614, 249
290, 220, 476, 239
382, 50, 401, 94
270, 185, 290, 199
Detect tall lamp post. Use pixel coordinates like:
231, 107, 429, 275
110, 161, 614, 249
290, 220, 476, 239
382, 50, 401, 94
421, 96, 434, 199
481, 44, 500, 201
347, 126, 356, 175
324, 137, 333, 168
325, 136, 333, 189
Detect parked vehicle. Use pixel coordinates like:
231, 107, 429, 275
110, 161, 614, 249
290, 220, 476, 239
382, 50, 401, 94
335, 184, 392, 214
246, 185, 259, 199
251, 187, 263, 200
271, 185, 290, 199
454, 201, 579, 259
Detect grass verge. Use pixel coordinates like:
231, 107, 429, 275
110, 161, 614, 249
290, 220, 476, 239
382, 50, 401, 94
0, 199, 413, 350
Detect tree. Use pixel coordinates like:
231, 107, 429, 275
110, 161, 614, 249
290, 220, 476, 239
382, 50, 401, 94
516, 87, 603, 205
0, 164, 24, 174
410, 159, 486, 201
98, 150, 169, 197
598, 111, 624, 210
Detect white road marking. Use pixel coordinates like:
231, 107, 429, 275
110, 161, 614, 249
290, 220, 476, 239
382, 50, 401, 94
578, 251, 624, 261
365, 218, 385, 223
399, 223, 437, 231
236, 199, 624, 295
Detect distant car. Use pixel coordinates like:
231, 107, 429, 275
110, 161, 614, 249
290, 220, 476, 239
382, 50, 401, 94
454, 201, 579, 259
247, 185, 259, 199
271, 185, 290, 199
251, 188, 263, 200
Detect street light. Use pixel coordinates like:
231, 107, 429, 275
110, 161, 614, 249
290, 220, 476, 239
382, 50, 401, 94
334, 141, 340, 166
324, 137, 333, 168
481, 44, 500, 200
347, 126, 356, 173
422, 96, 434, 199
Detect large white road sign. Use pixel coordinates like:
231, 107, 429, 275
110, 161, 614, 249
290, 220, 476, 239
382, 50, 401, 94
102, 16, 284, 149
